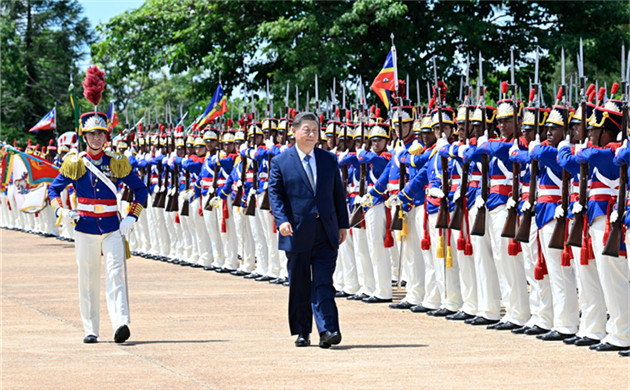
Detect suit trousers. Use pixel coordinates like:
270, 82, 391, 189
286, 219, 339, 335
74, 229, 129, 337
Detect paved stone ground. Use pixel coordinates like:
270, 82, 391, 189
1, 229, 627, 389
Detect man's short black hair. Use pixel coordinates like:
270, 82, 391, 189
293, 111, 319, 129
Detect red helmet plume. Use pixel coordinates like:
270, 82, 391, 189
611, 82, 619, 96
556, 86, 563, 101
82, 65, 106, 106
528, 88, 535, 103
501, 81, 508, 94
597, 87, 606, 103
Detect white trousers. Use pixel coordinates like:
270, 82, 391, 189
334, 233, 359, 294
352, 226, 375, 296
260, 197, 281, 278
487, 205, 530, 325
428, 212, 463, 312
416, 205, 440, 309
177, 195, 195, 262
248, 204, 269, 275
520, 220, 553, 330
74, 230, 129, 337
190, 197, 213, 266
453, 209, 478, 316
471, 206, 502, 321
201, 194, 223, 265
233, 209, 255, 272
215, 198, 237, 270
365, 204, 393, 299
590, 216, 630, 347
538, 220, 580, 334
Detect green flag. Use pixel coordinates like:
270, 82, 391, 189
68, 82, 83, 151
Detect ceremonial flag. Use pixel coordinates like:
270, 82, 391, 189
198, 83, 228, 126
107, 102, 119, 130
28, 108, 56, 133
3, 147, 58, 187
370, 50, 396, 109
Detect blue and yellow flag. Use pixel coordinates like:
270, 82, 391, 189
370, 50, 396, 109
199, 83, 228, 126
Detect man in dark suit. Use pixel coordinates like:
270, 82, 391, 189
268, 111, 349, 349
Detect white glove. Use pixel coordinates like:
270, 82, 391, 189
265, 138, 274, 149
159, 185, 166, 193
572, 202, 584, 215
509, 142, 519, 156
574, 139, 588, 154
168, 187, 175, 196
528, 138, 541, 153
457, 144, 469, 159
557, 135, 571, 151
394, 141, 406, 155
616, 139, 628, 157
207, 186, 215, 195
554, 205, 565, 219
58, 209, 80, 223
428, 186, 445, 199
610, 209, 619, 223
477, 130, 489, 147
239, 143, 248, 153
506, 197, 517, 210
354, 195, 363, 205
119, 215, 136, 236
435, 134, 449, 151
362, 194, 374, 208
210, 196, 221, 209
385, 194, 401, 208
453, 188, 461, 202
248, 188, 257, 197
521, 200, 532, 213
183, 190, 194, 201
474, 196, 485, 210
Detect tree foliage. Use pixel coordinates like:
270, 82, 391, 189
1, 0, 93, 147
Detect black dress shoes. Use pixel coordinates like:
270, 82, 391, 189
486, 321, 503, 330
231, 270, 249, 276
410, 305, 432, 313
255, 275, 273, 282
388, 301, 414, 310
203, 265, 214, 271
446, 311, 475, 321
83, 335, 97, 344
362, 296, 393, 303
466, 316, 499, 326
282, 280, 290, 287
619, 349, 630, 357
511, 326, 531, 334
215, 267, 231, 273
269, 277, 285, 284
295, 333, 310, 347
427, 308, 456, 317
524, 325, 550, 336
574, 337, 600, 347
114, 325, 130, 343
563, 335, 581, 345
319, 330, 342, 349
335, 291, 351, 298
590, 342, 629, 352
243, 273, 261, 280
537, 330, 575, 341
347, 293, 369, 301
491, 322, 521, 331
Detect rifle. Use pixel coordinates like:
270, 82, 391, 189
603, 45, 630, 257
567, 40, 589, 247
233, 120, 249, 208
434, 56, 450, 230
471, 52, 489, 236
449, 55, 471, 231
350, 86, 368, 227
260, 81, 273, 211
501, 48, 521, 238
515, 67, 541, 241
246, 98, 258, 216
548, 48, 570, 250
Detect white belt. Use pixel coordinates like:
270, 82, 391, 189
387, 183, 399, 192
589, 188, 618, 197
77, 204, 118, 213
538, 188, 561, 196
490, 179, 511, 187
451, 178, 461, 185
521, 185, 530, 194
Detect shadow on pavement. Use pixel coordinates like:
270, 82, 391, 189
114, 340, 229, 346
331, 344, 428, 350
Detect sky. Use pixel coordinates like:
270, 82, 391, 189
80, 0, 145, 28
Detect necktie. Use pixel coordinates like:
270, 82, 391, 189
304, 155, 316, 192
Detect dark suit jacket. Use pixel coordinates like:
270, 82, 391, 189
268, 146, 350, 252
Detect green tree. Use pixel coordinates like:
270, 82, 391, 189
1, 0, 93, 148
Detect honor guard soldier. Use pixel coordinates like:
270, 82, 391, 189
48, 108, 148, 344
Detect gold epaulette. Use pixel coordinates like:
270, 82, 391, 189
59, 151, 86, 180
409, 140, 424, 155
105, 151, 132, 178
